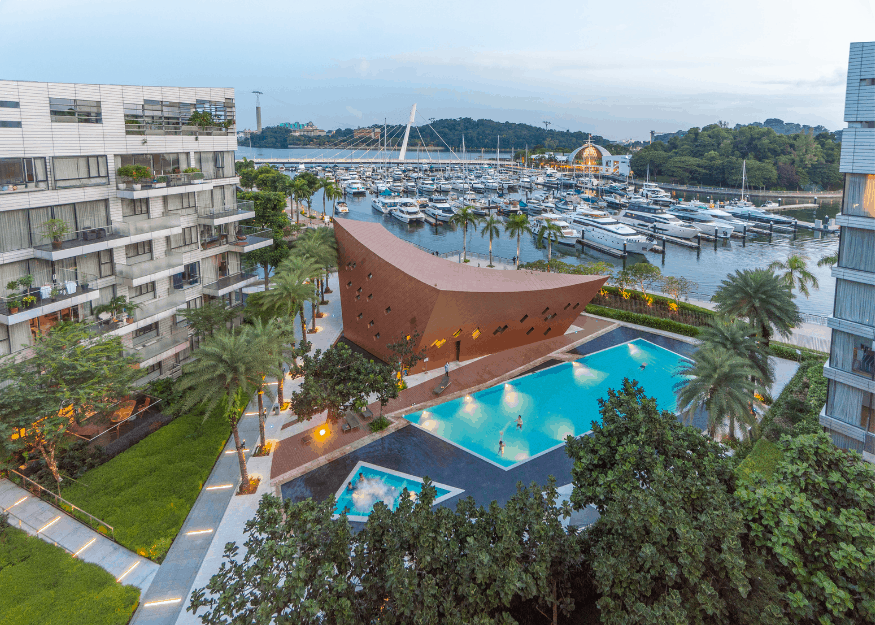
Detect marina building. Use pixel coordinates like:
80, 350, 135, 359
279, 121, 326, 137
822, 41, 875, 462
0, 81, 271, 384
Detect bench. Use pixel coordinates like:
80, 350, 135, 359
358, 407, 374, 422
433, 375, 452, 395
300, 434, 312, 446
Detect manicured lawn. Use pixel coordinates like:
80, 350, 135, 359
0, 526, 139, 625
63, 408, 229, 562
736, 438, 784, 482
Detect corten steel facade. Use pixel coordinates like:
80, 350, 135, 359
335, 219, 607, 373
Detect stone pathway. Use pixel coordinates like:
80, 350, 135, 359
0, 478, 158, 592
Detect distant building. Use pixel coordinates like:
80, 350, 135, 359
279, 121, 326, 137
603, 154, 631, 176
354, 127, 381, 139
821, 41, 875, 463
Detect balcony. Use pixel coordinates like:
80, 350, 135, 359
32, 224, 129, 261
117, 214, 183, 238
132, 290, 188, 324
116, 172, 216, 199
228, 226, 273, 253
123, 122, 235, 137
126, 330, 189, 368
0, 269, 99, 325
202, 272, 259, 297
116, 252, 185, 287
197, 201, 255, 226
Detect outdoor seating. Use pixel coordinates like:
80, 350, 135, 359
110, 399, 136, 423
344, 410, 362, 431
433, 374, 452, 395
358, 407, 374, 421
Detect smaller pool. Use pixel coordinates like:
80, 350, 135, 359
333, 461, 464, 522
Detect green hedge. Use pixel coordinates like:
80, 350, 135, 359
584, 304, 701, 338
0, 526, 139, 625
62, 406, 230, 562
597, 285, 714, 316
736, 438, 784, 482
768, 341, 829, 362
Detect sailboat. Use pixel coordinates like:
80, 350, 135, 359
727, 160, 755, 209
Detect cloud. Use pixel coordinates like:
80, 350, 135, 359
345, 105, 363, 119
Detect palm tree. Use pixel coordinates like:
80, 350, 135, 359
291, 179, 309, 224
321, 179, 342, 217
536, 221, 563, 271
504, 213, 530, 268
448, 206, 481, 263
711, 268, 800, 348
817, 252, 838, 267
297, 227, 338, 302
676, 345, 760, 441
698, 317, 774, 389
479, 215, 501, 267
253, 256, 318, 343
246, 319, 282, 447
768, 254, 819, 298
177, 329, 280, 485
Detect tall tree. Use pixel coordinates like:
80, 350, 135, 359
736, 433, 875, 624
246, 319, 282, 448
676, 344, 760, 440
504, 213, 531, 268
478, 214, 501, 267
448, 206, 481, 262
177, 300, 239, 338
289, 343, 397, 421
536, 221, 563, 270
0, 323, 139, 492
565, 380, 781, 625
711, 268, 800, 347
698, 317, 774, 388
320, 178, 342, 217
628, 262, 662, 295
386, 331, 426, 377
176, 329, 281, 486
661, 275, 698, 305
248, 256, 317, 343
767, 254, 820, 298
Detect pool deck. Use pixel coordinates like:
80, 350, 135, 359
269, 314, 617, 490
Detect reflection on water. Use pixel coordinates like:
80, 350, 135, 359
350, 477, 399, 513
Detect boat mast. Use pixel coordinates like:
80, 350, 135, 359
741, 159, 746, 202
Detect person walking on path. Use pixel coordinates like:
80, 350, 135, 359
444, 362, 449, 377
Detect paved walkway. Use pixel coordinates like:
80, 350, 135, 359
127, 272, 345, 625
0, 478, 158, 592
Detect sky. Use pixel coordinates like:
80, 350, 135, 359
1, 0, 872, 141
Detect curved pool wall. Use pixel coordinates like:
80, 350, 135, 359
404, 338, 691, 469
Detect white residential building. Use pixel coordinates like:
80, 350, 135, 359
821, 42, 875, 462
0, 81, 271, 384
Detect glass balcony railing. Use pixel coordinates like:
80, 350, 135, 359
116, 253, 184, 283
123, 121, 234, 137
197, 201, 255, 223
125, 329, 189, 363
132, 290, 187, 323
116, 214, 182, 236
202, 271, 258, 296
32, 224, 126, 257
0, 268, 99, 318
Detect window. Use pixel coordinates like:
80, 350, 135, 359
49, 98, 102, 124
53, 155, 108, 188
526, 327, 534, 335
126, 240, 152, 261
367, 273, 373, 279
572, 302, 579, 310
368, 320, 374, 327
122, 198, 149, 217
861, 78, 875, 86
0, 157, 48, 190
374, 333, 380, 340
347, 281, 352, 288
544, 327, 552, 336
173, 262, 200, 290
0, 121, 21, 128
385, 306, 391, 314
471, 327, 481, 339
452, 328, 462, 338
131, 282, 155, 301
564, 303, 571, 310
214, 152, 224, 169
367, 293, 373, 300
520, 314, 528, 323
170, 226, 198, 249
541, 307, 550, 314
133, 322, 159, 345
98, 250, 114, 277
0, 101, 19, 108
357, 313, 362, 319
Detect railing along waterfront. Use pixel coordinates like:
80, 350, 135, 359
5, 468, 115, 541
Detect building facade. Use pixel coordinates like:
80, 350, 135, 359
0, 81, 271, 384
821, 42, 875, 462
279, 121, 326, 136
335, 219, 606, 373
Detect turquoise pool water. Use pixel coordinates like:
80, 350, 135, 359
333, 464, 454, 519
405, 339, 690, 468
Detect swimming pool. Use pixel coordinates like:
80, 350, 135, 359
405, 338, 691, 469
333, 461, 465, 521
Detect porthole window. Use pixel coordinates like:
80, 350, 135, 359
544, 327, 552, 336
541, 307, 550, 315
520, 314, 528, 323
526, 327, 534, 335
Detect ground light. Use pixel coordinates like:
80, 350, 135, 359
143, 598, 182, 608
72, 537, 96, 558
116, 561, 140, 583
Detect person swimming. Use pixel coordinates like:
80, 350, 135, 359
640, 362, 647, 370
499, 439, 505, 456
516, 415, 523, 429
346, 481, 354, 491
358, 472, 364, 482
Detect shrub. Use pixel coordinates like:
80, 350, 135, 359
584, 304, 701, 338
736, 438, 784, 482
369, 416, 391, 432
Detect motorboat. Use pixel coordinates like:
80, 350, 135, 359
665, 204, 735, 238
531, 214, 580, 246
335, 201, 349, 214
390, 198, 425, 223
723, 205, 795, 225
344, 179, 366, 195
640, 181, 672, 203
372, 196, 401, 214
761, 200, 779, 208
615, 204, 700, 239
670, 202, 749, 229
567, 213, 652, 253
424, 196, 455, 222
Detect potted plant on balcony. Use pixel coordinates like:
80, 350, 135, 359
154, 175, 168, 189
22, 295, 36, 309
117, 165, 152, 191
50, 285, 62, 301
40, 219, 71, 250
7, 294, 21, 314
93, 295, 132, 323
184, 167, 204, 184
187, 111, 214, 139
18, 274, 34, 295
123, 299, 140, 324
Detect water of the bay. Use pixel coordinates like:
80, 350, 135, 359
236, 148, 840, 316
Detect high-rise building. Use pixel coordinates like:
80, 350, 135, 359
0, 81, 271, 384
822, 42, 875, 462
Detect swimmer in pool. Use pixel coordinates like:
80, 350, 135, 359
499, 439, 505, 456
517, 415, 523, 429
358, 472, 364, 482
640, 362, 647, 370
346, 481, 354, 491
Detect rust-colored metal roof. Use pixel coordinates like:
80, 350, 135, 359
334, 219, 604, 293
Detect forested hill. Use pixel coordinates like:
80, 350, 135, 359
630, 124, 842, 191
241, 118, 630, 154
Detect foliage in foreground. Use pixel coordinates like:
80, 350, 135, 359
62, 406, 229, 561
190, 480, 586, 624
0, 526, 140, 625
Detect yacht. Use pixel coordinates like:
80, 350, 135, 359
372, 196, 401, 214
344, 179, 366, 195
531, 214, 580, 246
640, 182, 673, 204
666, 204, 735, 239
418, 181, 436, 194
615, 204, 700, 239
723, 205, 795, 225
567, 213, 652, 253
670, 202, 748, 229
335, 201, 349, 214
424, 196, 455, 222
761, 200, 779, 208
390, 199, 425, 223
